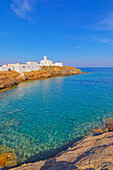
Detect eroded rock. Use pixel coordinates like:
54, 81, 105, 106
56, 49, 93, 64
107, 123, 113, 131
90, 126, 107, 134
90, 117, 113, 134
0, 152, 18, 168
0, 144, 18, 168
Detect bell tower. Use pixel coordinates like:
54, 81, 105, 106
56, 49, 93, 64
44, 56, 47, 61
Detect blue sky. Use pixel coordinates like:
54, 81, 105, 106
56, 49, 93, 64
0, 0, 113, 67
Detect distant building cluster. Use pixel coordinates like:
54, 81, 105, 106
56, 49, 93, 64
0, 56, 63, 73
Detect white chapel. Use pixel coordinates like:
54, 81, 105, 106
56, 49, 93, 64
40, 56, 63, 67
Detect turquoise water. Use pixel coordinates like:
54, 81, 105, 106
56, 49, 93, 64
0, 68, 113, 164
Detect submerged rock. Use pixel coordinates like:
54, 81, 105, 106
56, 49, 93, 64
102, 117, 113, 126
90, 117, 113, 134
0, 144, 15, 153
0, 119, 22, 131
90, 126, 107, 134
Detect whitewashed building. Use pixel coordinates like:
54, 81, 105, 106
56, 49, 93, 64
40, 56, 63, 67
54, 63, 63, 67
0, 65, 9, 71
0, 56, 63, 73
0, 62, 41, 73
40, 56, 53, 66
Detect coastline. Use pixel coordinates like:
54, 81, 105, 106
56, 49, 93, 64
11, 132, 113, 170
0, 66, 83, 93
11, 117, 113, 170
0, 67, 113, 169
0, 65, 84, 169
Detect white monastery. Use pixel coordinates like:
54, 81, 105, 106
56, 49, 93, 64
0, 56, 63, 73
40, 56, 63, 67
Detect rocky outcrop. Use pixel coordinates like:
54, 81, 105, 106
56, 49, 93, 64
0, 152, 18, 168
0, 144, 18, 169
40, 66, 82, 76
11, 131, 113, 170
0, 71, 20, 91
90, 117, 113, 134
0, 66, 83, 92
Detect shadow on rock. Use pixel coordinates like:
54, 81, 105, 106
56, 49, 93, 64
40, 159, 78, 170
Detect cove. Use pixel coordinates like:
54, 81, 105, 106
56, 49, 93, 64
0, 68, 113, 165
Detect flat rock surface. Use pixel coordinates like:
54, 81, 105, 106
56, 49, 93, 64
12, 131, 113, 170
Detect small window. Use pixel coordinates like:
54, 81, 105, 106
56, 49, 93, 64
23, 66, 25, 68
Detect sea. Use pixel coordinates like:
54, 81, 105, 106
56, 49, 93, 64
0, 67, 113, 165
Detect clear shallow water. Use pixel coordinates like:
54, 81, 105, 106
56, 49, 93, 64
0, 68, 113, 164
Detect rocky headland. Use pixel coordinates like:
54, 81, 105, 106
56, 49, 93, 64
0, 66, 83, 92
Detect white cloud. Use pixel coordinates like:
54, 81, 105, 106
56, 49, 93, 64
11, 0, 34, 20
95, 38, 113, 45
97, 13, 113, 30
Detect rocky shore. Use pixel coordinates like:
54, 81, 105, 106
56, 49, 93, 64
0, 66, 82, 92
11, 132, 113, 170
8, 118, 113, 169
0, 118, 113, 169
